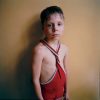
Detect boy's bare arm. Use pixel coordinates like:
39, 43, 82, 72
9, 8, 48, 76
32, 47, 44, 100
63, 46, 69, 100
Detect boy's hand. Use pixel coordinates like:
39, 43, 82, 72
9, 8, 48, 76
65, 94, 69, 100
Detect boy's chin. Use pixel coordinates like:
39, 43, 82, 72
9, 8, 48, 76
51, 36, 61, 40
46, 35, 61, 40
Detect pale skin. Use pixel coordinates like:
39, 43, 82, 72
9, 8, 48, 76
32, 13, 69, 100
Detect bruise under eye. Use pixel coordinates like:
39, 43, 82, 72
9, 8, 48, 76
58, 23, 62, 26
58, 22, 63, 26
46, 23, 53, 27
47, 24, 52, 27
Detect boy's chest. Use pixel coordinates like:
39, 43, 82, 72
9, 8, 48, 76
43, 47, 65, 65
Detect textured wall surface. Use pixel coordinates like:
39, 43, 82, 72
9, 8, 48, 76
0, 0, 99, 100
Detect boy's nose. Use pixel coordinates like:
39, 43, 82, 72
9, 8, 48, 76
52, 25, 58, 32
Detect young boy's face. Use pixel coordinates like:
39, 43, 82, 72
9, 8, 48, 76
43, 13, 64, 40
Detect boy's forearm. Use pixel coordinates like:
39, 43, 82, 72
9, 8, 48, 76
33, 81, 44, 100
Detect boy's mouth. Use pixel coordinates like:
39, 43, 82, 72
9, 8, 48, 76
52, 34, 60, 36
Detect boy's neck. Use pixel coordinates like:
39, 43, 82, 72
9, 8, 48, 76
44, 37, 60, 46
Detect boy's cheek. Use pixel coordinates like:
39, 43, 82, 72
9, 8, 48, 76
43, 28, 48, 33
43, 29, 48, 34
44, 28, 52, 34
43, 27, 49, 31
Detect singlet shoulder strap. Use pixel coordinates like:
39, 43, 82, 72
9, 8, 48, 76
56, 41, 60, 54
40, 39, 60, 63
40, 39, 62, 78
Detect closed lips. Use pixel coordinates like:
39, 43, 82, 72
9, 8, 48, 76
52, 34, 59, 36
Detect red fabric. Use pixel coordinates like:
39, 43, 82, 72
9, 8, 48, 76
41, 63, 66, 100
40, 40, 67, 100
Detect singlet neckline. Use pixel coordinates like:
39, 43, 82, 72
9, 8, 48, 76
40, 39, 63, 79
41, 39, 60, 54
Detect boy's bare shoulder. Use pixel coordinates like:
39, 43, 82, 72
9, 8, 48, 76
61, 43, 69, 51
33, 42, 46, 55
61, 43, 69, 56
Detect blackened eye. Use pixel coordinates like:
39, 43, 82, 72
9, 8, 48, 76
47, 24, 52, 27
58, 23, 62, 26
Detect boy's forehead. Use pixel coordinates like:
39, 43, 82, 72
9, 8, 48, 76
47, 13, 64, 20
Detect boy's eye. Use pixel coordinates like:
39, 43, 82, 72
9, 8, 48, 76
58, 23, 62, 26
47, 24, 52, 27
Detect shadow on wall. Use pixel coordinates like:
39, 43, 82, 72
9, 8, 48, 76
15, 15, 43, 99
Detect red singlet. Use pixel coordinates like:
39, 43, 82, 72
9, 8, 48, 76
40, 40, 67, 100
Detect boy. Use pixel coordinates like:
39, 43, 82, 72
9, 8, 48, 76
32, 6, 69, 100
